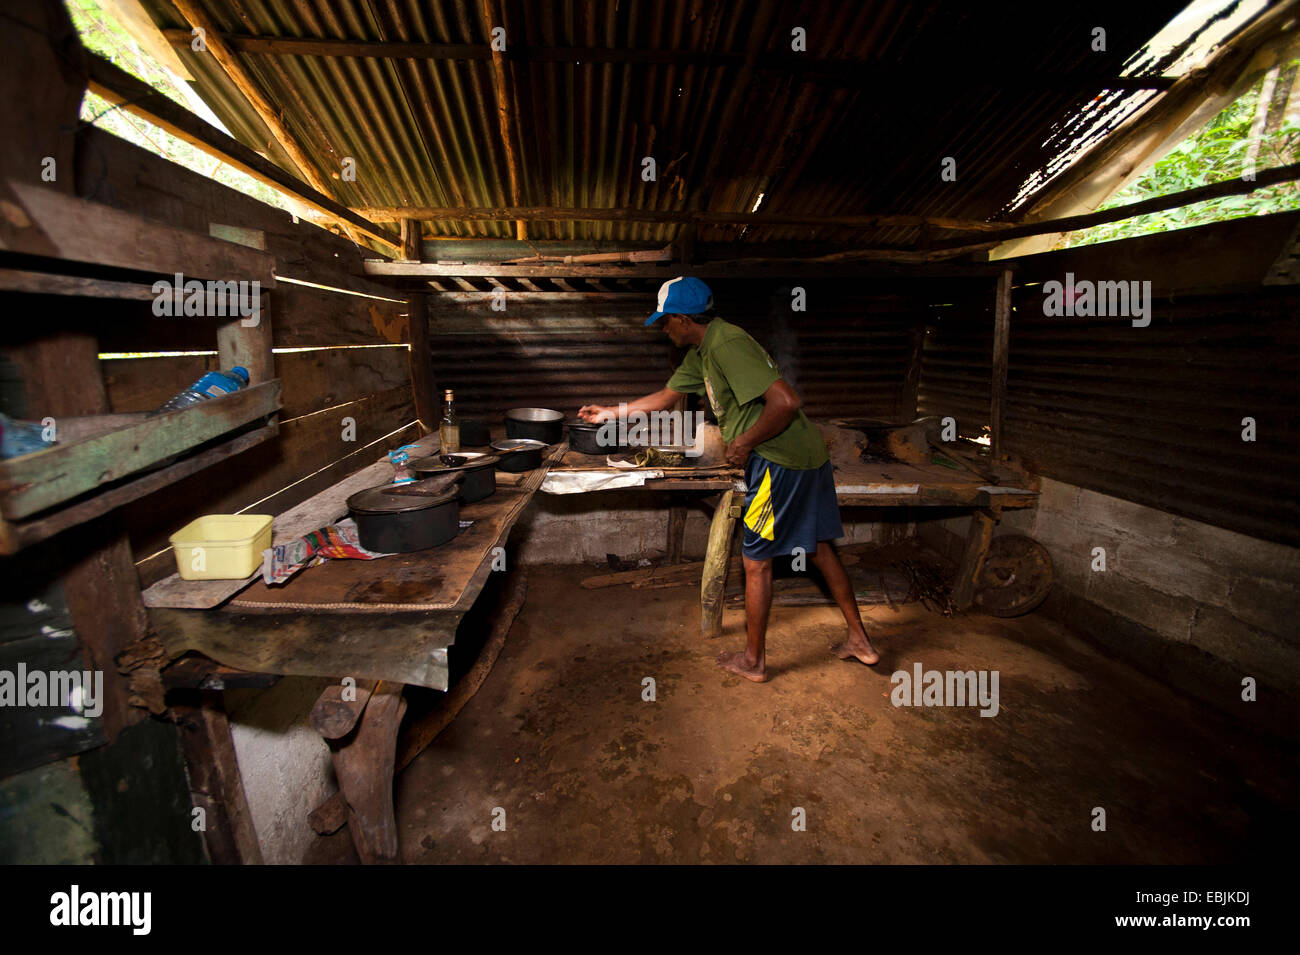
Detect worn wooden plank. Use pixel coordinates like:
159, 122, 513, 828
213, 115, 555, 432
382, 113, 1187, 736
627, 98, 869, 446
274, 283, 408, 348
1009, 209, 1300, 299
0, 268, 158, 300
310, 677, 378, 739
991, 269, 1012, 460
952, 510, 996, 611
150, 607, 457, 689
3, 324, 147, 739
218, 295, 274, 386
406, 293, 435, 432
75, 128, 396, 297
1, 179, 276, 286
329, 682, 406, 864
0, 422, 278, 555
172, 689, 264, 864
0, 380, 280, 520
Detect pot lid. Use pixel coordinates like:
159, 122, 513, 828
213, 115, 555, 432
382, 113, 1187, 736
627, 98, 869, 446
408, 452, 501, 473
491, 438, 547, 452
347, 483, 459, 515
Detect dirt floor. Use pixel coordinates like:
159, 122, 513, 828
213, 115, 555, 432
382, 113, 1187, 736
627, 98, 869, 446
308, 562, 1300, 864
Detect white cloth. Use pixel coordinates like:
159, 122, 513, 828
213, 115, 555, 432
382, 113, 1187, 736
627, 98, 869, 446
540, 469, 666, 495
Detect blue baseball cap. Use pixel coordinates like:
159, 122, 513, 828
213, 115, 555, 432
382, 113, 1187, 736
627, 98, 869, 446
646, 276, 713, 325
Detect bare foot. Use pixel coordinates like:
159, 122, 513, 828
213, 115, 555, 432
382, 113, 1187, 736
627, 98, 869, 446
832, 631, 879, 666
716, 650, 768, 683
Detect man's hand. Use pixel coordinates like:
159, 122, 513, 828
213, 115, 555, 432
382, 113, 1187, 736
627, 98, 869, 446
724, 439, 753, 468
577, 404, 615, 423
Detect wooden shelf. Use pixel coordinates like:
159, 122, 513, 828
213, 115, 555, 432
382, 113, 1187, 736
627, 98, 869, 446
0, 381, 281, 553
0, 421, 278, 555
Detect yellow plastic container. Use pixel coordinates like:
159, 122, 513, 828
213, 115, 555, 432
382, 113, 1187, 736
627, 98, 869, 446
170, 514, 273, 580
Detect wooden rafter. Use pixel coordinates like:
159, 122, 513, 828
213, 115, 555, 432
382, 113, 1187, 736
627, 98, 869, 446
84, 54, 400, 252
481, 0, 527, 241
153, 29, 1174, 92
935, 161, 1300, 253
169, 0, 371, 248
354, 205, 1013, 232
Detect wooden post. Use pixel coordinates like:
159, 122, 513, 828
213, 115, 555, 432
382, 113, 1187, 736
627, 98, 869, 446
667, 505, 687, 564
406, 292, 436, 434
172, 689, 264, 864
701, 490, 738, 638
899, 322, 925, 422
217, 290, 274, 384
990, 269, 1012, 460
400, 217, 422, 262
480, 0, 527, 241
8, 330, 147, 739
328, 682, 407, 864
952, 509, 997, 611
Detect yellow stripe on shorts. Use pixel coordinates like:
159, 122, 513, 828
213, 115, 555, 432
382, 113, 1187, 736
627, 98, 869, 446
744, 467, 776, 541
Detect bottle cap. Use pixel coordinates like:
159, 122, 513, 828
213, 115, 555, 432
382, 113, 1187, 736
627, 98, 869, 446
230, 366, 250, 383
444, 389, 454, 399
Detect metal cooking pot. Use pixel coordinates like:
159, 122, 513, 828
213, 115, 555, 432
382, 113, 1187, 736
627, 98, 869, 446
408, 452, 500, 503
505, 407, 563, 444
565, 419, 628, 456
491, 438, 546, 472
347, 477, 461, 553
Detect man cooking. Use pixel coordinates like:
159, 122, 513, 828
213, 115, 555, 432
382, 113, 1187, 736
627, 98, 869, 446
578, 276, 878, 683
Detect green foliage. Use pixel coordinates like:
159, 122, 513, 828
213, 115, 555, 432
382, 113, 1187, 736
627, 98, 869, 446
65, 0, 293, 213
1059, 64, 1300, 248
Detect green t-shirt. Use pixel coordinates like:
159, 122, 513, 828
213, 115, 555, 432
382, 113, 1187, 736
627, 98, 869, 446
666, 318, 828, 470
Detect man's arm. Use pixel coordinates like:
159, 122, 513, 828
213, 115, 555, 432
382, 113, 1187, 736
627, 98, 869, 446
725, 379, 801, 466
578, 387, 683, 423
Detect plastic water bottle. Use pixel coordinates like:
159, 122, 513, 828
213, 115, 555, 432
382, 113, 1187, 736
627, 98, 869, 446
388, 444, 419, 484
0, 413, 56, 459
157, 367, 250, 413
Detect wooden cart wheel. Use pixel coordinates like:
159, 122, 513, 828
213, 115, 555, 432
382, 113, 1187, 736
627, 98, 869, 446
972, 534, 1053, 617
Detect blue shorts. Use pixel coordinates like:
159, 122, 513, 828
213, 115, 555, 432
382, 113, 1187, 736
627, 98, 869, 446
740, 455, 843, 560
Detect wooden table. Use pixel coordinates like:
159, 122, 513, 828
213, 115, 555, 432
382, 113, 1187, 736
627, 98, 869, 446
140, 435, 565, 863
545, 435, 1039, 637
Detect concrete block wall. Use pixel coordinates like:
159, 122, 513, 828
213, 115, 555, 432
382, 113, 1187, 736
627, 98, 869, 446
917, 477, 1300, 735
224, 676, 335, 864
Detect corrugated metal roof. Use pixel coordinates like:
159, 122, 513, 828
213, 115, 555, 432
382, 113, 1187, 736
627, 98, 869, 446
134, 0, 1210, 251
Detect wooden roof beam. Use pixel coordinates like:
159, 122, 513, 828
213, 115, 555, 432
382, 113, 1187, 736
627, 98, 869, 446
481, 0, 527, 241
937, 160, 1300, 253
168, 0, 388, 251
153, 29, 1174, 91
85, 54, 401, 252
353, 205, 1013, 232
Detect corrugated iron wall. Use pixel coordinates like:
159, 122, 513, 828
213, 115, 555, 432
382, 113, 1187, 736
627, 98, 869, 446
918, 212, 1300, 547
426, 278, 941, 421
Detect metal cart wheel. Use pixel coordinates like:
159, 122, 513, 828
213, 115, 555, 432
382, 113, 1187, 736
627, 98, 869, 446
972, 534, 1054, 617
